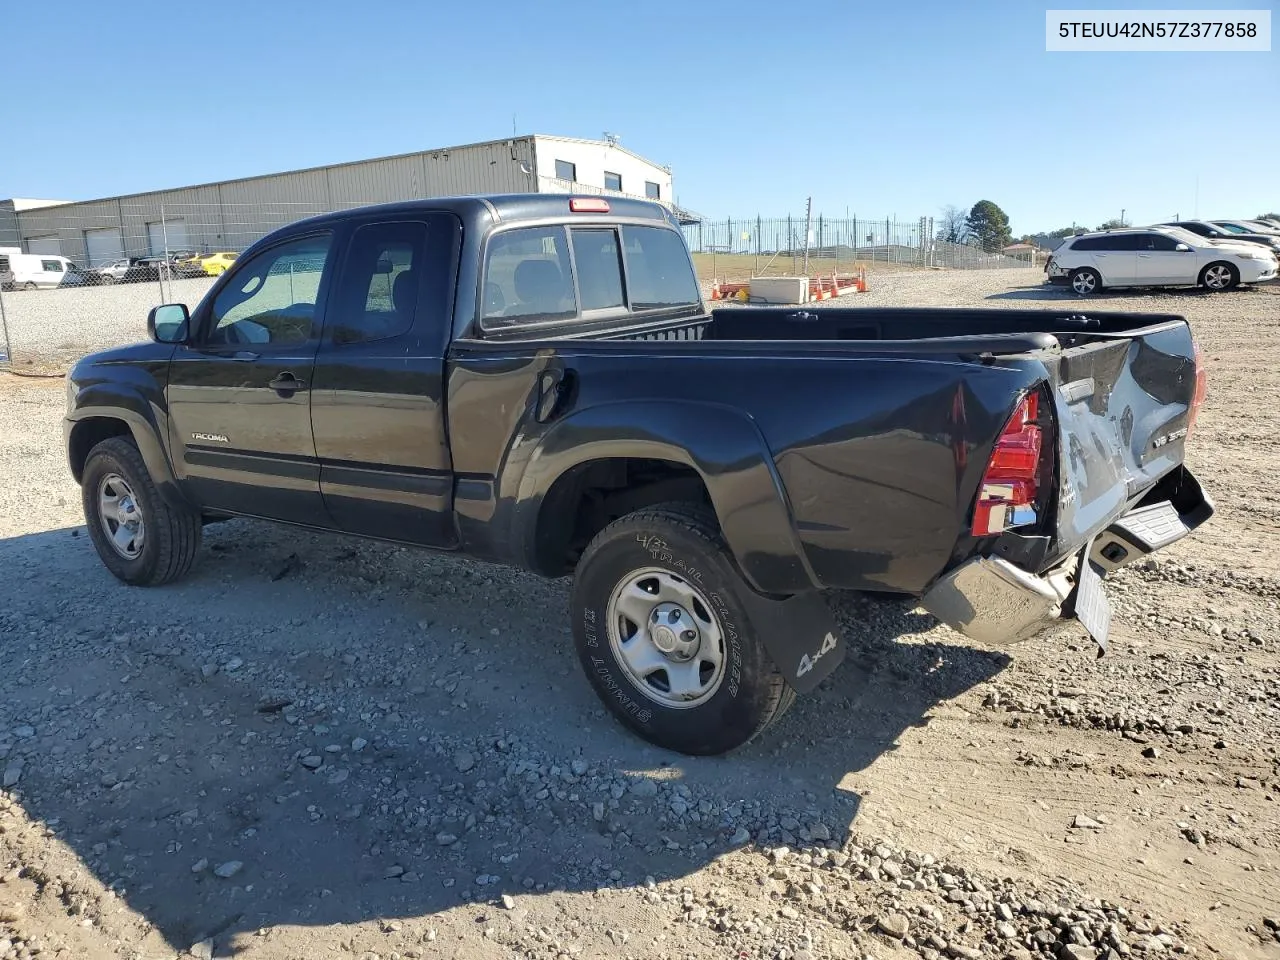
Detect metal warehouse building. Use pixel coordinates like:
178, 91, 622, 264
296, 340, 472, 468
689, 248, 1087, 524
3, 135, 694, 267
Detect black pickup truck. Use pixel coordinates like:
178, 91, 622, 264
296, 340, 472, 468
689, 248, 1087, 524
64, 194, 1213, 755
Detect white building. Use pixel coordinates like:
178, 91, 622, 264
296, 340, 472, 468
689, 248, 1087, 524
4, 135, 696, 267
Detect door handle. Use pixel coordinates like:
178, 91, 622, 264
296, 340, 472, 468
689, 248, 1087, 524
268, 373, 307, 396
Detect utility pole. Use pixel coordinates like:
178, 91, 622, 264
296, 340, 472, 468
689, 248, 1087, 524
1120, 208, 1126, 227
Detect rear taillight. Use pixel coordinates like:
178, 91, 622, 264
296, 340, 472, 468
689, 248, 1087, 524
972, 391, 1047, 537
1188, 340, 1208, 437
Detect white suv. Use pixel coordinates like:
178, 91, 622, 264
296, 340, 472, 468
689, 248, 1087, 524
1045, 226, 1277, 295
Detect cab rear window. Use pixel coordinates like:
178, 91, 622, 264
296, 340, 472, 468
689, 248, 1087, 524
480, 223, 699, 330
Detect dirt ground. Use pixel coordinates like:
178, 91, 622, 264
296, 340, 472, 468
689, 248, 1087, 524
1, 269, 1277, 960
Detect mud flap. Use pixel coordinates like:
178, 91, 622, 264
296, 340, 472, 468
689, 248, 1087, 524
735, 588, 846, 695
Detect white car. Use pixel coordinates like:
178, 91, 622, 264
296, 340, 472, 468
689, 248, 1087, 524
1045, 226, 1277, 295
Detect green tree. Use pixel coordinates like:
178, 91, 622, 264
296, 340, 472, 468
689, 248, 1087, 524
966, 200, 1012, 251
1257, 211, 1280, 220
1095, 218, 1126, 231
1047, 226, 1079, 239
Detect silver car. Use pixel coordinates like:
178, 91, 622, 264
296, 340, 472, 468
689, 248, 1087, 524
94, 259, 135, 284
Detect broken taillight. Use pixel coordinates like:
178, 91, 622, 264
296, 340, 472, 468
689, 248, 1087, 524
971, 391, 1047, 537
1188, 340, 1208, 437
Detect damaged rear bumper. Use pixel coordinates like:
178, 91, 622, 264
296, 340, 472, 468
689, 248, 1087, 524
921, 466, 1214, 649
919, 553, 1081, 647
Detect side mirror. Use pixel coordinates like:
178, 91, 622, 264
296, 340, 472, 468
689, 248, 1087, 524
1175, 243, 1191, 252
148, 303, 190, 344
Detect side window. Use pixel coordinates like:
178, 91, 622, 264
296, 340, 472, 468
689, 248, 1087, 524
41, 259, 63, 272
208, 233, 332, 347
481, 226, 575, 327
1146, 233, 1178, 251
1092, 235, 1136, 251
571, 228, 624, 311
621, 226, 701, 309
327, 221, 429, 344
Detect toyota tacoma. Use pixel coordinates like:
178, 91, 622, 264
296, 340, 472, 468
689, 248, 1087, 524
64, 193, 1214, 755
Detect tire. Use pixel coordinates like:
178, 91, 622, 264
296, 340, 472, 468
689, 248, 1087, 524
1200, 261, 1238, 291
100, 274, 116, 284
1070, 268, 1102, 296
81, 436, 202, 586
21, 281, 36, 291
570, 502, 794, 756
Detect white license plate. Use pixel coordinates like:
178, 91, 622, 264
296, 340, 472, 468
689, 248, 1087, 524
1074, 557, 1112, 655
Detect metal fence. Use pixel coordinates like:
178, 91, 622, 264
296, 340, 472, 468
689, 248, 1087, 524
680, 215, 1037, 271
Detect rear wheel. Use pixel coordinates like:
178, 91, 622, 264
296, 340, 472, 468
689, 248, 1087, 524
1200, 262, 1238, 291
1070, 268, 1102, 296
100, 274, 116, 284
21, 281, 36, 291
81, 437, 202, 586
570, 503, 794, 755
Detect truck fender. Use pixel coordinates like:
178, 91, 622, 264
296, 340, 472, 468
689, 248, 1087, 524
67, 391, 189, 512
515, 399, 820, 596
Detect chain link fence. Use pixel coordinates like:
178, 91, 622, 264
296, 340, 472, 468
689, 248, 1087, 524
681, 215, 1038, 272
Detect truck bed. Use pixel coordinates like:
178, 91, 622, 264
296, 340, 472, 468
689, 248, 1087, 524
520, 302, 1190, 357
452, 303, 1201, 597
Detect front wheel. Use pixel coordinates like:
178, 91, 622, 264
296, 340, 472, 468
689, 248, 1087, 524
81, 437, 202, 586
21, 281, 36, 291
1070, 268, 1102, 296
570, 503, 794, 755
1200, 262, 1238, 291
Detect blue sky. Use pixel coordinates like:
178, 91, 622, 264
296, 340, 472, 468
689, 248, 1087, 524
2, 0, 1275, 234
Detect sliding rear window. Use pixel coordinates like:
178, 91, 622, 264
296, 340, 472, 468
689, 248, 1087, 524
620, 226, 700, 310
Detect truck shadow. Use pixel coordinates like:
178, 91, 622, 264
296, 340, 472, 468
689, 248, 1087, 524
0, 520, 1009, 955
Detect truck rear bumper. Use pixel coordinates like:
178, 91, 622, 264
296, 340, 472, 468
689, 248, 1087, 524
919, 553, 1079, 647
922, 465, 1214, 648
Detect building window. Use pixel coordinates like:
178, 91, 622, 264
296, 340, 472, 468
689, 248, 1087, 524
644, 181, 661, 200
555, 160, 577, 182
604, 171, 622, 192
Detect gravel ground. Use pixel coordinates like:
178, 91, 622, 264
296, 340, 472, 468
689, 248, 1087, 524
1, 268, 1277, 960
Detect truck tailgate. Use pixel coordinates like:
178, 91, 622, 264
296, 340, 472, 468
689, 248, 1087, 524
1047, 320, 1204, 562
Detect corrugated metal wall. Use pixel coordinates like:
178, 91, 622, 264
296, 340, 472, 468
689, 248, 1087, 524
13, 138, 542, 262
0, 203, 20, 249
